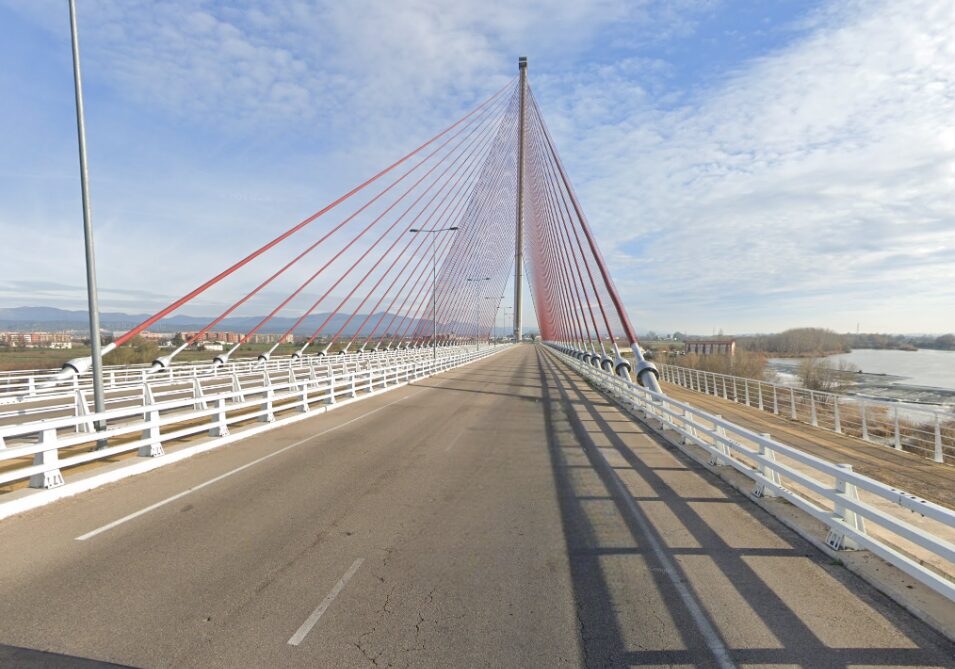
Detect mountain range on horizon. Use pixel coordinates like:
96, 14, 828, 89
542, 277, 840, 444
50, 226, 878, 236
0, 306, 432, 337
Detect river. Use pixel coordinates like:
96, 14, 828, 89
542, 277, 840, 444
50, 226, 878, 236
768, 348, 955, 406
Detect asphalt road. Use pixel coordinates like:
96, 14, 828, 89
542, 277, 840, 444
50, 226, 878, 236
0, 345, 952, 668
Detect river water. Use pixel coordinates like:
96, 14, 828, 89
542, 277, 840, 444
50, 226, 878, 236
768, 348, 955, 406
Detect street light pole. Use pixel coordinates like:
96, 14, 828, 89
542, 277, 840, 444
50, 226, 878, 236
410, 226, 459, 362
69, 0, 106, 437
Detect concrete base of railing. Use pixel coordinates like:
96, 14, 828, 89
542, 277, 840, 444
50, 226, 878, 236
0, 345, 510, 523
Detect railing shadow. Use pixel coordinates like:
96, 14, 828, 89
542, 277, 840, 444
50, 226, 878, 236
535, 347, 954, 668
0, 643, 141, 668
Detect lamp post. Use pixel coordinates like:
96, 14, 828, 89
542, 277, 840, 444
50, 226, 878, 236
409, 226, 459, 361
69, 0, 107, 444
466, 277, 490, 347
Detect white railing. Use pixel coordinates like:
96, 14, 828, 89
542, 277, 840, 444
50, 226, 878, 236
0, 344, 508, 503
0, 347, 466, 427
551, 346, 955, 604
659, 364, 954, 464
0, 346, 438, 403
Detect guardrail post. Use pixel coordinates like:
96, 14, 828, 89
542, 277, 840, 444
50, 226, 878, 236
138, 404, 164, 457
757, 383, 764, 410
789, 388, 797, 420
934, 414, 945, 462
809, 391, 818, 427
744, 380, 751, 406
209, 397, 229, 437
860, 399, 869, 441
231, 374, 245, 403
259, 374, 275, 423
28, 375, 37, 396
29, 429, 65, 489
350, 373, 358, 398
288, 369, 299, 392
752, 433, 781, 498
682, 408, 697, 447
893, 406, 902, 450
826, 464, 866, 551
327, 374, 337, 405
833, 398, 842, 434
193, 377, 208, 411
299, 381, 311, 413
75, 389, 93, 433
772, 386, 779, 415
721, 376, 728, 399
709, 414, 729, 466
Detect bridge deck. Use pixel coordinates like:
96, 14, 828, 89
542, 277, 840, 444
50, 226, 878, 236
662, 381, 955, 510
0, 345, 951, 667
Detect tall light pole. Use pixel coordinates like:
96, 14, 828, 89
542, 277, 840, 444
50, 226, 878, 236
409, 226, 459, 361
513, 56, 527, 342
69, 0, 106, 439
466, 277, 490, 345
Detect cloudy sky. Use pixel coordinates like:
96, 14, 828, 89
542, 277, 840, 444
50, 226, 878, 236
0, 0, 953, 335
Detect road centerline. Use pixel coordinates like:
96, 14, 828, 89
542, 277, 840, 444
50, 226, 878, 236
287, 557, 365, 647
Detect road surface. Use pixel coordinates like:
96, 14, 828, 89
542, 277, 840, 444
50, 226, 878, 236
0, 345, 952, 668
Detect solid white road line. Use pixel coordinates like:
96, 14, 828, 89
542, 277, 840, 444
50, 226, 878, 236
75, 391, 422, 541
288, 557, 365, 647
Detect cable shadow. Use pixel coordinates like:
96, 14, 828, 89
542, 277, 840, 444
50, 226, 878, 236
535, 346, 955, 668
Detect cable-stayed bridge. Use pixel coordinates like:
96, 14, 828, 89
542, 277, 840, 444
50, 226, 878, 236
1, 60, 954, 668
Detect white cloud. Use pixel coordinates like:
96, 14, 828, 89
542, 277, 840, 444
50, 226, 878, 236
538, 0, 955, 333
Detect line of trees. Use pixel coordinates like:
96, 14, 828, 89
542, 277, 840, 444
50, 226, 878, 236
737, 328, 849, 356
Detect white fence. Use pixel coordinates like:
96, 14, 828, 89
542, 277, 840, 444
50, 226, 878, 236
552, 346, 955, 604
659, 364, 954, 464
0, 344, 507, 503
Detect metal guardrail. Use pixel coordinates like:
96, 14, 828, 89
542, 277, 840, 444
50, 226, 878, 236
0, 347, 437, 402
550, 346, 955, 604
0, 348, 458, 426
0, 344, 508, 494
659, 364, 954, 464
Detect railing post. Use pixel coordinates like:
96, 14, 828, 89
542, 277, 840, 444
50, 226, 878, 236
809, 391, 818, 427
138, 403, 164, 457
934, 414, 944, 463
231, 373, 245, 403
721, 375, 728, 400
859, 399, 870, 441
209, 397, 230, 437
757, 383, 764, 411
772, 386, 778, 415
833, 398, 842, 434
893, 406, 902, 450
752, 432, 780, 498
744, 380, 751, 406
790, 388, 797, 420
826, 464, 866, 551
327, 374, 337, 405
350, 373, 358, 398
193, 377, 208, 411
29, 428, 65, 489
682, 408, 697, 447
259, 375, 275, 423
75, 389, 93, 434
709, 414, 729, 466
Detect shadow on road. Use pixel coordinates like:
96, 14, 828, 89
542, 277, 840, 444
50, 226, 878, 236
535, 346, 954, 668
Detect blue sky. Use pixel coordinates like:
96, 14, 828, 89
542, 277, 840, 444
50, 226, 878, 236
0, 0, 953, 335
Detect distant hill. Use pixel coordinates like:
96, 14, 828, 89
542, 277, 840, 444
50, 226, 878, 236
0, 306, 428, 337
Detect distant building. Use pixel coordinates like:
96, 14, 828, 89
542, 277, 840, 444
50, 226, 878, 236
684, 338, 736, 355
0, 331, 74, 348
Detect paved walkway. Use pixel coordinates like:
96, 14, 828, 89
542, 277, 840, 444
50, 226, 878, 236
0, 345, 951, 667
